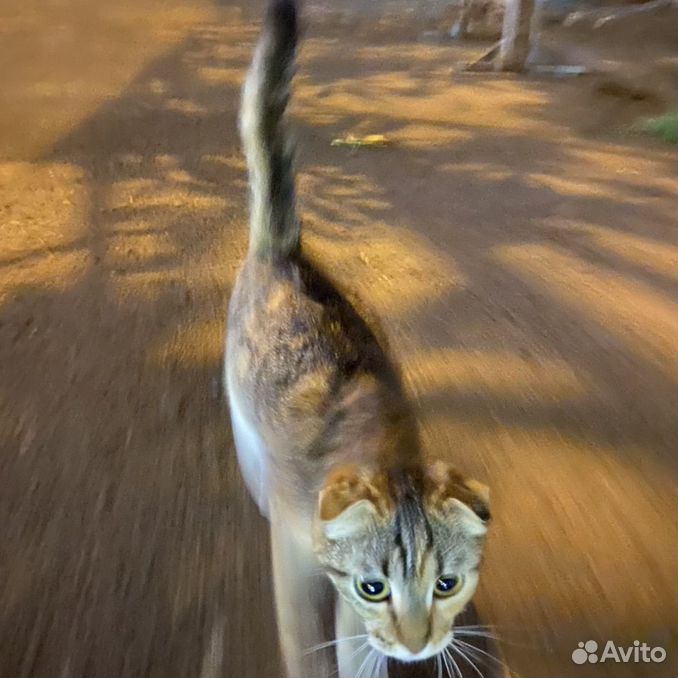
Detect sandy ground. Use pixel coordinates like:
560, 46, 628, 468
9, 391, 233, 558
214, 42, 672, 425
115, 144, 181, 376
0, 0, 676, 677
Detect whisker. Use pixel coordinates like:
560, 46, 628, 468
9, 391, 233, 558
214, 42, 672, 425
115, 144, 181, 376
351, 641, 370, 661
449, 643, 485, 678
455, 626, 536, 651
441, 649, 453, 678
454, 630, 500, 640
454, 630, 534, 652
374, 652, 384, 678
305, 634, 368, 655
455, 638, 519, 677
454, 625, 498, 638
454, 638, 505, 668
440, 649, 452, 678
354, 652, 368, 678
355, 648, 374, 678
364, 649, 375, 678
330, 641, 368, 678
365, 649, 378, 678
368, 649, 381, 678
445, 647, 463, 678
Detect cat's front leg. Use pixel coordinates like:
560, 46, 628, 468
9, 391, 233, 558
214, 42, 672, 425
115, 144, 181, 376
335, 595, 388, 678
270, 516, 335, 677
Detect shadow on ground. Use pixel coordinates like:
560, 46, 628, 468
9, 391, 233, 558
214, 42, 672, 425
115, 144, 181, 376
0, 2, 675, 677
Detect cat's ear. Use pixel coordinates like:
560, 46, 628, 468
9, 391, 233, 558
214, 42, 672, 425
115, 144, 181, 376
425, 460, 491, 536
317, 466, 391, 540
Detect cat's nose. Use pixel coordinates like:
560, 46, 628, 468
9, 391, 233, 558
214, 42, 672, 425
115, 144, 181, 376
401, 634, 428, 655
397, 598, 431, 656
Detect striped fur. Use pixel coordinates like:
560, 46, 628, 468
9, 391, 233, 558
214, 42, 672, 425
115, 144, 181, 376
240, 0, 299, 257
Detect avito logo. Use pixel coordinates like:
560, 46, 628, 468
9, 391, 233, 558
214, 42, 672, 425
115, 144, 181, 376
572, 640, 666, 665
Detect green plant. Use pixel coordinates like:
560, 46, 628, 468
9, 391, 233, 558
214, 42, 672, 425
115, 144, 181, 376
635, 111, 678, 143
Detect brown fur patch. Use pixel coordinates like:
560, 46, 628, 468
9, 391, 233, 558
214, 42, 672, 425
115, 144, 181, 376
424, 461, 491, 521
286, 368, 333, 416
266, 281, 295, 312
319, 465, 394, 521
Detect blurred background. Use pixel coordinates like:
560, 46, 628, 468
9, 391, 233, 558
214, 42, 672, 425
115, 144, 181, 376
0, 0, 676, 676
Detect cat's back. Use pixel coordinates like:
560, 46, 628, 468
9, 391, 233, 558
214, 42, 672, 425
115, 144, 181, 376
226, 254, 401, 437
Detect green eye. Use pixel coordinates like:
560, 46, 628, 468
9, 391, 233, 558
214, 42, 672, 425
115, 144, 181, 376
355, 578, 391, 602
434, 575, 464, 598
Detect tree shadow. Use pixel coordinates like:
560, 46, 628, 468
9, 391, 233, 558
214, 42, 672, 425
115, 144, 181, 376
0, 19, 280, 678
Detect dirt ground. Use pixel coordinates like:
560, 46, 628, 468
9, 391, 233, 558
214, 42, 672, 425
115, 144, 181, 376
0, 0, 676, 677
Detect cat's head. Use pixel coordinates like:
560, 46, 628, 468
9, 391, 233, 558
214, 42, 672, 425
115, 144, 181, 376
312, 461, 490, 662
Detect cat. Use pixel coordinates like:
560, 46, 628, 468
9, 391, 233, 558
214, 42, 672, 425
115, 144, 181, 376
224, 2, 492, 676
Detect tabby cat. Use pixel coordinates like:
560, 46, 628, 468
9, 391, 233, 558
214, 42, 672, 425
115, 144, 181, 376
224, 2, 492, 676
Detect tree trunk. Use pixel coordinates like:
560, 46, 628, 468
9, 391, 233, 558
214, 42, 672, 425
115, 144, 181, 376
495, 0, 537, 71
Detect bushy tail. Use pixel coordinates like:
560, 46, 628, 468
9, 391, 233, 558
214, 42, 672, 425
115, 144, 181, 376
240, 0, 299, 258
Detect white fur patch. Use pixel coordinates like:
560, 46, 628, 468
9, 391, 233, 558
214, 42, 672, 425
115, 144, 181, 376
228, 389, 270, 518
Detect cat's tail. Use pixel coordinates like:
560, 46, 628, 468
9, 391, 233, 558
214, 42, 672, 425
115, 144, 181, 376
240, 0, 299, 259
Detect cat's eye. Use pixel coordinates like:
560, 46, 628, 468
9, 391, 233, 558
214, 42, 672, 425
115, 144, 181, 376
434, 575, 464, 598
355, 578, 391, 602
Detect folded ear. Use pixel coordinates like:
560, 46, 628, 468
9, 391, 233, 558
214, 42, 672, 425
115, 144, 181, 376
464, 478, 491, 516
317, 465, 392, 540
425, 460, 491, 535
